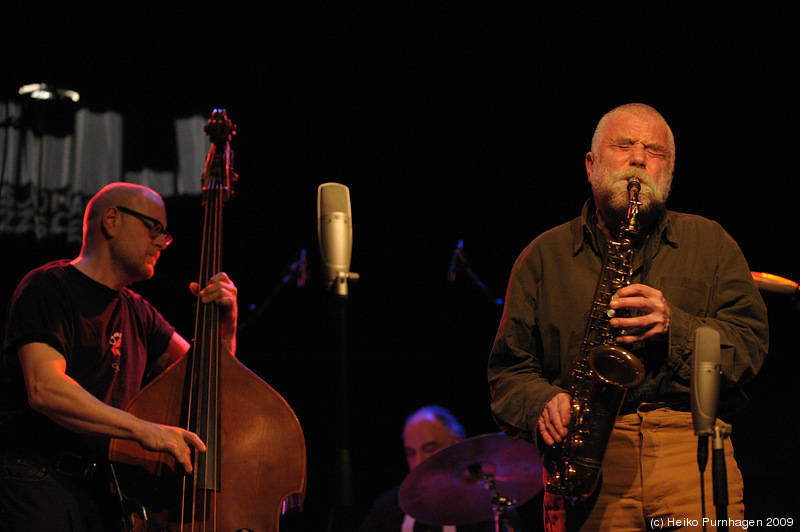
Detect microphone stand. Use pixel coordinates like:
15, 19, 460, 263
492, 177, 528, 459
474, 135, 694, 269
712, 423, 732, 532
236, 249, 307, 333
697, 435, 711, 532
447, 240, 503, 306
326, 271, 358, 532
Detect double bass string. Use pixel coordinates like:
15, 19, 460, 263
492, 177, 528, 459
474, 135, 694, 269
182, 179, 225, 529
184, 120, 229, 530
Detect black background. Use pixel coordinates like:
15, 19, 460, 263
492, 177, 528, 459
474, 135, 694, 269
3, 4, 799, 530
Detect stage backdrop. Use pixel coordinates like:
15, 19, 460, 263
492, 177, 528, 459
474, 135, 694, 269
1, 99, 208, 243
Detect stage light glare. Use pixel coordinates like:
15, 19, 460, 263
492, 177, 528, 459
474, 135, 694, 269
19, 83, 80, 102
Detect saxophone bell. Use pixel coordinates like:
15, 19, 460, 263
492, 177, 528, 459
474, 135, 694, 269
589, 345, 645, 388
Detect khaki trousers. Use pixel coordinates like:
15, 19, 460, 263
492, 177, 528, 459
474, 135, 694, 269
543, 406, 745, 531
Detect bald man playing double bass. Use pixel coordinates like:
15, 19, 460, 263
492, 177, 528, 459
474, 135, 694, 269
1, 182, 238, 531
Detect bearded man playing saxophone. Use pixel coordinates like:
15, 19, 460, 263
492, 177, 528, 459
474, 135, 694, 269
488, 103, 768, 531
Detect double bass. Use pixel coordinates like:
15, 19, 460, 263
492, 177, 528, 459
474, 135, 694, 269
109, 109, 307, 531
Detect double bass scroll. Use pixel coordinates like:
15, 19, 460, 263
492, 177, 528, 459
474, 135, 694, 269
109, 109, 307, 531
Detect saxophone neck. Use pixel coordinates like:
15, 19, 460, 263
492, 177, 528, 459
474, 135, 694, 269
621, 178, 641, 239
595, 178, 642, 241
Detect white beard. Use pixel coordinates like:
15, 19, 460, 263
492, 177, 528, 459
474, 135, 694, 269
590, 164, 672, 220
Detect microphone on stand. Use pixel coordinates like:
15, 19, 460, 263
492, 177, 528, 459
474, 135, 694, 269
691, 326, 721, 472
317, 183, 358, 297
445, 239, 503, 306
238, 249, 309, 332
690, 326, 730, 531
317, 182, 356, 531
297, 248, 308, 288
279, 248, 308, 288
447, 239, 464, 282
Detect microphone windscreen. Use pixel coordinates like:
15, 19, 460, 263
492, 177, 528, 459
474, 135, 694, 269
690, 326, 721, 436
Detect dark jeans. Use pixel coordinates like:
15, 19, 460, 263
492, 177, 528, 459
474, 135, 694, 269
0, 454, 121, 531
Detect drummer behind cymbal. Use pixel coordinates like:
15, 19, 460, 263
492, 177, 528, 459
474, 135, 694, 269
403, 406, 465, 472
357, 406, 531, 532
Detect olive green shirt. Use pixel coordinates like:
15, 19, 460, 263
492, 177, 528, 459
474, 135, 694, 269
488, 200, 769, 443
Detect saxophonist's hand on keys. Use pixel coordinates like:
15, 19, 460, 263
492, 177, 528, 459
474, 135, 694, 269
608, 283, 671, 343
539, 392, 572, 446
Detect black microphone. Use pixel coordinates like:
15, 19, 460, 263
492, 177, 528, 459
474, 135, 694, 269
297, 248, 307, 288
317, 183, 357, 297
691, 326, 721, 471
447, 239, 464, 281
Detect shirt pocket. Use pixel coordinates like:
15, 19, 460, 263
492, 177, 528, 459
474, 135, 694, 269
656, 275, 712, 317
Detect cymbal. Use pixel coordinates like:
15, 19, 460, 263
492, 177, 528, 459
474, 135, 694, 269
398, 432, 543, 526
751, 271, 799, 295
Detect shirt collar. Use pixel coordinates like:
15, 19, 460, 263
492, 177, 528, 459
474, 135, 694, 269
574, 198, 677, 256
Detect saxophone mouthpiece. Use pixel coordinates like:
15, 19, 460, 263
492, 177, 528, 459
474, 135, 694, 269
627, 178, 641, 192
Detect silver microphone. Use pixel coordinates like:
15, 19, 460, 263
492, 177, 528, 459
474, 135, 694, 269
317, 183, 357, 297
691, 326, 722, 436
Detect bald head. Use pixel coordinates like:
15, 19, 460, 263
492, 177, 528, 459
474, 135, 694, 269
591, 103, 676, 175
402, 406, 465, 470
85, 183, 164, 226
70, 182, 170, 289
82, 183, 166, 245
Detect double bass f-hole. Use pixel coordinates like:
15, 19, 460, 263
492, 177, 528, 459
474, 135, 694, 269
109, 109, 307, 531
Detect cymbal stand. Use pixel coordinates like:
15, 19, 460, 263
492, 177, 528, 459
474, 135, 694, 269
467, 463, 518, 532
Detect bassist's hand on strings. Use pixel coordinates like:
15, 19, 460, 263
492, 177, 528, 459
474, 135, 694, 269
136, 421, 207, 474
190, 271, 238, 356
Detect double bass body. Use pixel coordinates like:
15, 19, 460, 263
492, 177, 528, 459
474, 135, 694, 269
109, 350, 306, 531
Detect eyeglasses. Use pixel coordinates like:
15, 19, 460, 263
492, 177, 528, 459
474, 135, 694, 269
115, 205, 173, 247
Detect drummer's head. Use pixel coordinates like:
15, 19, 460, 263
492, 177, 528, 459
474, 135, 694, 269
403, 406, 466, 470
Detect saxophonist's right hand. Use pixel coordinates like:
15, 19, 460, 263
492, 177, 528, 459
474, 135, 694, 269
539, 392, 572, 446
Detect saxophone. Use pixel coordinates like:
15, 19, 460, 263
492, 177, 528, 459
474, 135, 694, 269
543, 178, 646, 503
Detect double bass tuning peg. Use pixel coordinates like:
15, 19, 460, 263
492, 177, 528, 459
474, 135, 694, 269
204, 108, 237, 143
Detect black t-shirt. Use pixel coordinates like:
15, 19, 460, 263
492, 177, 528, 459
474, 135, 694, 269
0, 260, 175, 461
